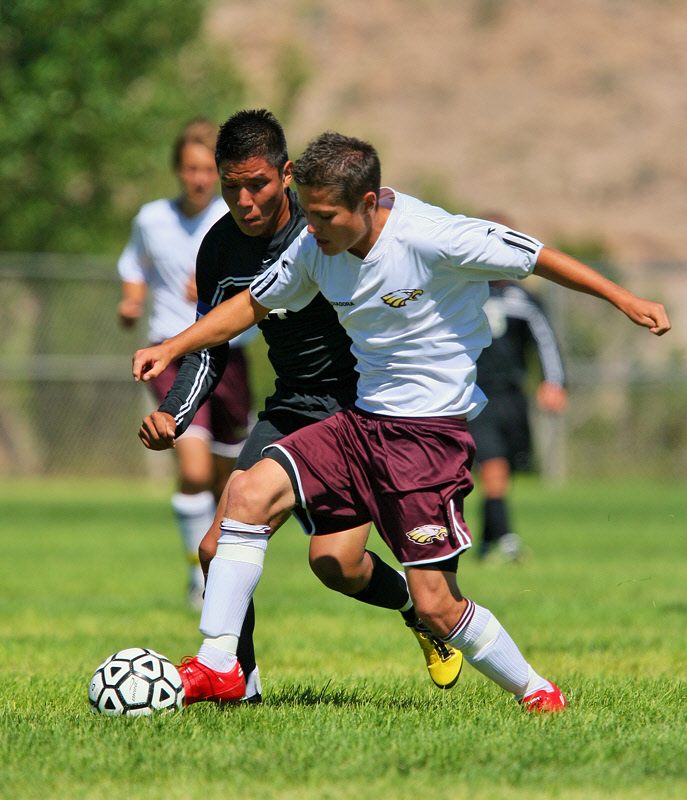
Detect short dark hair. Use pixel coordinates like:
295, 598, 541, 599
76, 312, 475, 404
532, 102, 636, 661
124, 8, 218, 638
172, 118, 219, 169
292, 132, 381, 210
215, 109, 289, 175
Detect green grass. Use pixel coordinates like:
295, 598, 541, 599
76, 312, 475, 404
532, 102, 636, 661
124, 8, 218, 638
1, 477, 685, 800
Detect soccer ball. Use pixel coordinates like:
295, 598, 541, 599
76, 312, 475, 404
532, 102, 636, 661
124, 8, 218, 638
88, 647, 185, 716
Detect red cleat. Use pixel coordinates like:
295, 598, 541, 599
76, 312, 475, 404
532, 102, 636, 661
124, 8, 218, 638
520, 681, 568, 713
177, 656, 246, 706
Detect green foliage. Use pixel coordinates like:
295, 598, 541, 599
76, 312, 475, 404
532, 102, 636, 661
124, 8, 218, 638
0, 477, 686, 799
272, 42, 311, 125
0, 0, 245, 254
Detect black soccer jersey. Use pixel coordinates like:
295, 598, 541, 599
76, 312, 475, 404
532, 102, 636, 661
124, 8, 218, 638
159, 190, 358, 434
476, 280, 565, 394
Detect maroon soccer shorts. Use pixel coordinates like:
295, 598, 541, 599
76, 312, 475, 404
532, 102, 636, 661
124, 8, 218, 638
263, 406, 475, 566
148, 349, 251, 456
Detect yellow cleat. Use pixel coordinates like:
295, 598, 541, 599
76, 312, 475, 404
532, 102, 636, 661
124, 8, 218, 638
409, 623, 463, 689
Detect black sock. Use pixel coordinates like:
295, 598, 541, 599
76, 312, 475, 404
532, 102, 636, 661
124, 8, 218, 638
349, 551, 411, 615
236, 599, 256, 678
482, 497, 510, 547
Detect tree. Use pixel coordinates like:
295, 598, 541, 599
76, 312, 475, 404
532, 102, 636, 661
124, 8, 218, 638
0, 0, 244, 253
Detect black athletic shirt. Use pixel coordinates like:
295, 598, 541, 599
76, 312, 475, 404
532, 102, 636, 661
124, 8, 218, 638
159, 190, 358, 434
476, 280, 565, 394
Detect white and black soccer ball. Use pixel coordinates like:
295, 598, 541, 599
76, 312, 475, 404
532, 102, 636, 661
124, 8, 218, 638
88, 647, 185, 716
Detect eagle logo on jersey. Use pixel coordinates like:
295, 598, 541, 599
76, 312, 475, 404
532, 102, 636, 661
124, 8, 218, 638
406, 525, 448, 545
381, 289, 423, 308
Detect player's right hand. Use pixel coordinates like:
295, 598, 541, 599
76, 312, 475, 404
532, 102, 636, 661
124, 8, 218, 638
138, 411, 177, 450
132, 344, 173, 382
117, 298, 144, 328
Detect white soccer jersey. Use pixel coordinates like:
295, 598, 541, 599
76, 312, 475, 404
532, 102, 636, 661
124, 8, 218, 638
117, 196, 227, 343
250, 189, 542, 418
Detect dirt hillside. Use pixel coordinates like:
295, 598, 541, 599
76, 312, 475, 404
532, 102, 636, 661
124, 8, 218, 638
205, 0, 687, 262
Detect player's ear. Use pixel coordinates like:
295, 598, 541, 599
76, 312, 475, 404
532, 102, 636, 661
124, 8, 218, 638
361, 191, 377, 214
282, 160, 294, 189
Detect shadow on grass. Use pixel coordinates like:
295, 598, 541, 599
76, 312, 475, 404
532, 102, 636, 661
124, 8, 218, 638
263, 680, 468, 711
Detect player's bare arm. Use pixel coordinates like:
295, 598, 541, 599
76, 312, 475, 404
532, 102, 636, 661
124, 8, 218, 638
138, 411, 178, 451
533, 246, 671, 336
117, 281, 147, 328
132, 289, 270, 382
185, 274, 198, 304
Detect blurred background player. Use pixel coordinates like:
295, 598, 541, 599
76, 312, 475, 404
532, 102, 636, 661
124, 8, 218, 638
117, 118, 254, 609
469, 213, 568, 561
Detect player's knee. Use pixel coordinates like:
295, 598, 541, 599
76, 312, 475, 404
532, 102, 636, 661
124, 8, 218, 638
198, 529, 219, 565
309, 552, 351, 592
309, 537, 370, 594
224, 462, 294, 525
224, 469, 274, 522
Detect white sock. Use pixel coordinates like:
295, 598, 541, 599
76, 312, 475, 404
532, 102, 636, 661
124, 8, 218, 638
197, 635, 239, 673
444, 600, 552, 698
171, 491, 215, 588
198, 518, 270, 660
245, 665, 262, 699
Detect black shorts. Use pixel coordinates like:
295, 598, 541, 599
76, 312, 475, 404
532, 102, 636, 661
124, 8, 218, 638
235, 412, 307, 471
235, 392, 355, 535
235, 384, 355, 471
468, 389, 532, 471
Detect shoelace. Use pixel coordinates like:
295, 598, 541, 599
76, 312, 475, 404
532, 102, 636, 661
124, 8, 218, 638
408, 620, 454, 661
176, 656, 195, 671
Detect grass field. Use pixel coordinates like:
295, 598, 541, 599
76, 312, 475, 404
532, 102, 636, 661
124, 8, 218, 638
0, 476, 685, 800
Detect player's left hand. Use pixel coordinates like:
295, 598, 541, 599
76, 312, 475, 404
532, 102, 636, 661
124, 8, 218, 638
536, 382, 568, 413
138, 411, 177, 450
621, 297, 671, 336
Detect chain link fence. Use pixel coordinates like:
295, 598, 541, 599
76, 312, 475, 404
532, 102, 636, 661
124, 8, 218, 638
1, 253, 153, 476
536, 261, 687, 480
1, 253, 685, 479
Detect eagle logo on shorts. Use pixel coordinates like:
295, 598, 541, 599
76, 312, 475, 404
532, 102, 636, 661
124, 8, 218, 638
406, 525, 448, 545
381, 289, 424, 308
